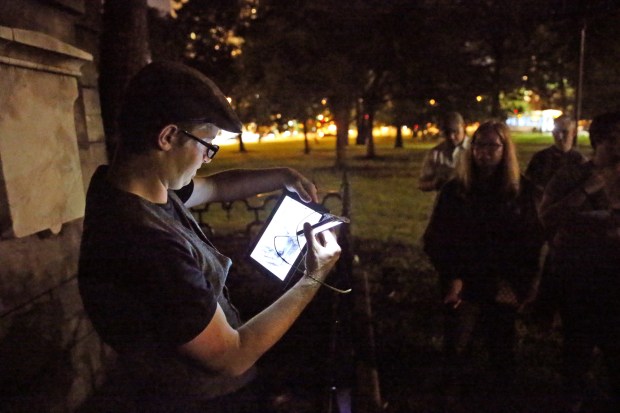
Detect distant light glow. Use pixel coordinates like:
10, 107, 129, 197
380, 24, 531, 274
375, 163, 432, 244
476, 95, 483, 102
506, 109, 562, 132
190, 32, 197, 40
429, 99, 436, 106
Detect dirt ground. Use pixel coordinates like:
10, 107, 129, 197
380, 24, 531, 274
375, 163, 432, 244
221, 235, 617, 413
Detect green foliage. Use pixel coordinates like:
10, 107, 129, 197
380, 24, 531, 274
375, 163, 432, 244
148, 0, 620, 128
149, 0, 254, 93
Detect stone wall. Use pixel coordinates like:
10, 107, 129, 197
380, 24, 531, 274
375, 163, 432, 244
0, 1, 110, 412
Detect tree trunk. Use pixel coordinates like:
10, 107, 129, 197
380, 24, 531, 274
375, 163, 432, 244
394, 124, 403, 148
99, 0, 151, 157
303, 119, 310, 154
332, 99, 350, 169
491, 46, 504, 119
365, 111, 375, 159
237, 134, 246, 152
356, 99, 366, 145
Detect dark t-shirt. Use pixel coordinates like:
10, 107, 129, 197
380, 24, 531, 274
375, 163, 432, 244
78, 167, 219, 352
525, 145, 586, 204
78, 166, 256, 403
542, 161, 620, 284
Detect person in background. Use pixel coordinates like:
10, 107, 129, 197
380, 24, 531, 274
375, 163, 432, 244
525, 114, 586, 207
418, 111, 469, 192
538, 111, 620, 413
524, 115, 587, 328
423, 120, 543, 409
78, 61, 341, 413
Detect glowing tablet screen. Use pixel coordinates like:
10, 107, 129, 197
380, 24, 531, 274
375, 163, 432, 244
248, 193, 324, 281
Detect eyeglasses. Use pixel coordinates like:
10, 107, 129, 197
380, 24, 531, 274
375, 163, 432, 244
180, 129, 220, 159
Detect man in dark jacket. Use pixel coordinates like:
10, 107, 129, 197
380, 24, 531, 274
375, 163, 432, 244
539, 111, 620, 412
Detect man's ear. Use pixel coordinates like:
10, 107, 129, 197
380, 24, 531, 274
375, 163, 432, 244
157, 124, 178, 151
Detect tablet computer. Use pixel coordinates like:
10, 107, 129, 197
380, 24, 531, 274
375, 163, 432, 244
247, 191, 346, 283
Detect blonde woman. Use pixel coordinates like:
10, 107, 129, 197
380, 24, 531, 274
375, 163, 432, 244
423, 121, 543, 404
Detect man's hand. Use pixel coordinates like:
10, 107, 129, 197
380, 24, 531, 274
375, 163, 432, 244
582, 172, 606, 195
284, 169, 318, 203
443, 279, 463, 309
302, 222, 341, 283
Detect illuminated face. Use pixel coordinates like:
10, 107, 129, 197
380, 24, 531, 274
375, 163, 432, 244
472, 130, 504, 171
552, 118, 576, 152
443, 120, 466, 147
169, 123, 220, 189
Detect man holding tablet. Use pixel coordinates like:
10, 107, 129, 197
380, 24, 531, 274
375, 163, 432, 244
78, 61, 341, 412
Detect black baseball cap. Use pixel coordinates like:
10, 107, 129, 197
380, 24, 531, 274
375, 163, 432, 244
119, 61, 243, 134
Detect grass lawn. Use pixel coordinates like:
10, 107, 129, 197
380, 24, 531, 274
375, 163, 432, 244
196, 132, 610, 413
199, 134, 437, 243
200, 130, 583, 243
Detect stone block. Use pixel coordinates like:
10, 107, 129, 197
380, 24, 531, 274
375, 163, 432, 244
76, 59, 99, 88
0, 221, 81, 317
0, 66, 84, 237
82, 88, 105, 143
55, 278, 94, 347
79, 142, 107, 193
82, 88, 101, 116
85, 114, 105, 143
0, 290, 102, 413
0, 25, 92, 238
45, 0, 85, 15
66, 333, 113, 411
